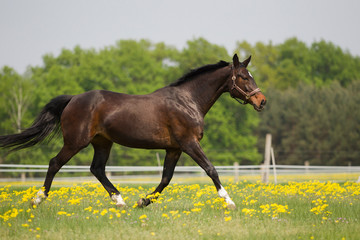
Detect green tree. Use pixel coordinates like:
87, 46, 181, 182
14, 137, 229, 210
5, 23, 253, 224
3, 37, 359, 168
257, 81, 360, 165
235, 38, 360, 90
0, 67, 35, 169
309, 40, 360, 86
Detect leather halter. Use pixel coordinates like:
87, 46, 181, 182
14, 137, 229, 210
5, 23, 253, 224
230, 66, 261, 105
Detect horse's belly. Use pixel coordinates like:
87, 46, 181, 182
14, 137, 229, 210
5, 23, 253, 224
104, 118, 176, 149
107, 129, 175, 149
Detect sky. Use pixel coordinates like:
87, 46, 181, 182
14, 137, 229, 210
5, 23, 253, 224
1, 0, 359, 73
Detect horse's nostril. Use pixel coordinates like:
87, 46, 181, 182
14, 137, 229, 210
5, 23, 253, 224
261, 99, 266, 106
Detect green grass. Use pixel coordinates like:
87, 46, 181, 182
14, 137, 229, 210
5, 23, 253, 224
1, 181, 359, 240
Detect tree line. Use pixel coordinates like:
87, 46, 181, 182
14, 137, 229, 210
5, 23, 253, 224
0, 37, 359, 169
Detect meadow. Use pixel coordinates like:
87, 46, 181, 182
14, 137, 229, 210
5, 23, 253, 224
1, 180, 359, 240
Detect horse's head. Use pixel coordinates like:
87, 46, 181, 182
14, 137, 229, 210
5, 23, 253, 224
229, 54, 266, 112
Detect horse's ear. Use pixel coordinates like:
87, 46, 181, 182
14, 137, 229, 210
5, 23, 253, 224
242, 55, 252, 67
233, 54, 240, 68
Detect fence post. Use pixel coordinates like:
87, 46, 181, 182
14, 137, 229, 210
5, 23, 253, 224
21, 172, 26, 182
260, 164, 265, 182
262, 134, 271, 184
305, 161, 310, 174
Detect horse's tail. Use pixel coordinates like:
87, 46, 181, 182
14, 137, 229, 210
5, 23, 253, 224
0, 95, 74, 151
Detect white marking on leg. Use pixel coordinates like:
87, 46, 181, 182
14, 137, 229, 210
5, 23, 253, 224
111, 194, 126, 207
218, 185, 236, 209
31, 189, 46, 206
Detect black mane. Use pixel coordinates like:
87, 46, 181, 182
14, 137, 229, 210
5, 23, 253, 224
170, 60, 229, 86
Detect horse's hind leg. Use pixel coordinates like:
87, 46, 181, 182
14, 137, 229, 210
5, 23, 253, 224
31, 144, 84, 206
90, 136, 126, 207
137, 149, 182, 207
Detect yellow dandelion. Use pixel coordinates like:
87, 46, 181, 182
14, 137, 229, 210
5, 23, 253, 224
194, 201, 205, 207
100, 209, 108, 216
139, 214, 147, 220
169, 210, 179, 216
183, 211, 191, 216
191, 208, 202, 212
67, 197, 82, 205
84, 206, 93, 212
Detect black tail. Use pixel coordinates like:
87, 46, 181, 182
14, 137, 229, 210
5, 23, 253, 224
0, 95, 73, 151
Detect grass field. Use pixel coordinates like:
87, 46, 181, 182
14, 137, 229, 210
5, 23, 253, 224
1, 180, 359, 240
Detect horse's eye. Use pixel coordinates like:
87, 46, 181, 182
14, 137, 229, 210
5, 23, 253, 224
238, 74, 247, 80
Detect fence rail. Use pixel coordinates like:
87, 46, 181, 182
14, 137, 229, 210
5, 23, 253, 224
1, 164, 360, 184
1, 164, 360, 171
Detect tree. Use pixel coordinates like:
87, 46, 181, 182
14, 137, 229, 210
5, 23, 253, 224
0, 67, 34, 168
2, 37, 360, 168
235, 38, 360, 90
257, 81, 360, 165
0, 67, 31, 133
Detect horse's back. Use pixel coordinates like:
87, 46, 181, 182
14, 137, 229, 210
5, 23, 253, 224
61, 89, 177, 149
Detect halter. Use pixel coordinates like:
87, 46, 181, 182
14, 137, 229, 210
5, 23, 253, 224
230, 66, 261, 105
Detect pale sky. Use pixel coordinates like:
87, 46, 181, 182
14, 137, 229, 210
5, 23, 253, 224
1, 0, 359, 73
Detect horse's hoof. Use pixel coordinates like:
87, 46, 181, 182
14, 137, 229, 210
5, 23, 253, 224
111, 194, 126, 207
226, 203, 236, 210
30, 190, 46, 208
137, 198, 145, 208
30, 199, 38, 208
115, 203, 127, 208
137, 198, 147, 208
30, 197, 43, 208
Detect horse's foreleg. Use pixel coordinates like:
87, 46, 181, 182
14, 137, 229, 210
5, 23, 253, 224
31, 145, 81, 207
182, 140, 236, 209
90, 138, 126, 207
137, 149, 182, 207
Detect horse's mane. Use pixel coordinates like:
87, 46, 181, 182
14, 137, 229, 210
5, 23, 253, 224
170, 60, 229, 87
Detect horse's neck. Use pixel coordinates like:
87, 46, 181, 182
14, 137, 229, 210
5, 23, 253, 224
179, 66, 231, 115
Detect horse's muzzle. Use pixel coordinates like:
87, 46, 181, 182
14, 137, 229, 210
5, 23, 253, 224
252, 93, 266, 112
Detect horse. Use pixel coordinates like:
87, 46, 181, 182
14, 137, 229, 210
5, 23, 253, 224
0, 54, 266, 209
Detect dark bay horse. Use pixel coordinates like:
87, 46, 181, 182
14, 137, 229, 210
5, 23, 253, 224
0, 54, 266, 209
